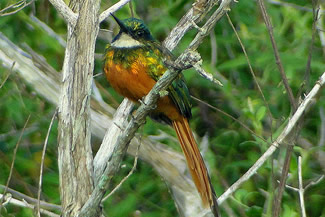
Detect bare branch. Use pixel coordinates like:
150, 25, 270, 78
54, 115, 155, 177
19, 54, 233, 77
99, 0, 132, 23
0, 0, 35, 17
304, 175, 324, 191
163, 0, 220, 51
102, 141, 140, 201
37, 109, 57, 217
0, 185, 61, 211
48, 0, 77, 25
193, 60, 223, 86
298, 156, 306, 217
56, 0, 101, 215
188, 0, 234, 51
218, 72, 325, 205
0, 193, 60, 217
93, 99, 133, 182
283, 183, 299, 192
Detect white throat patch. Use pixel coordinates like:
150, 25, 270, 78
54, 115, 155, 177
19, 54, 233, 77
111, 33, 143, 48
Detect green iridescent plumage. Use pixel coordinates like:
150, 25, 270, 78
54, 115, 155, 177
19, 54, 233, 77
106, 16, 192, 121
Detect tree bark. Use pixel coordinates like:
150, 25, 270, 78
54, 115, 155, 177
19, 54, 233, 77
57, 0, 100, 216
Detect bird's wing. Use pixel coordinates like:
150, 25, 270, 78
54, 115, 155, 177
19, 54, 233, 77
147, 42, 192, 119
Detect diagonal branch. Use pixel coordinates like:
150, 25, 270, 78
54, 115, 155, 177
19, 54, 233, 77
48, 0, 77, 25
218, 72, 325, 204
99, 0, 132, 23
163, 0, 220, 51
0, 193, 59, 217
0, 184, 61, 211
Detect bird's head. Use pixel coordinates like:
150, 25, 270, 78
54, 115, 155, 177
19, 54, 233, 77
111, 14, 154, 48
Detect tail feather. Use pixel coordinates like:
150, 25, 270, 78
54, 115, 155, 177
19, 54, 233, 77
172, 117, 219, 217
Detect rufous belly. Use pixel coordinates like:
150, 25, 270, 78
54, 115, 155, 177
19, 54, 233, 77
104, 60, 182, 121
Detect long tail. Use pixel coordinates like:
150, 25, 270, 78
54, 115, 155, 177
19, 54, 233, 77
172, 117, 219, 217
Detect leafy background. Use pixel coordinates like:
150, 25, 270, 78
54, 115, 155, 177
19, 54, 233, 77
1, 0, 325, 216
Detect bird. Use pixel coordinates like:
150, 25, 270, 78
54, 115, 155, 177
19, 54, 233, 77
103, 14, 219, 216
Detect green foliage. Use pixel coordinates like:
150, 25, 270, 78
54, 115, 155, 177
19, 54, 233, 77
1, 0, 325, 216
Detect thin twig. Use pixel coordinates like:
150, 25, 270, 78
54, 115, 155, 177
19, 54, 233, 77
0, 185, 61, 211
298, 156, 306, 217
226, 13, 274, 140
0, 62, 15, 89
0, 115, 31, 212
191, 96, 269, 144
193, 61, 223, 86
0, 0, 35, 16
257, 0, 296, 111
0, 193, 60, 217
304, 175, 324, 191
37, 109, 58, 217
283, 183, 298, 192
102, 140, 141, 202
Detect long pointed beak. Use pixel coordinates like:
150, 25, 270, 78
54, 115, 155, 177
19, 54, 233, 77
111, 13, 128, 33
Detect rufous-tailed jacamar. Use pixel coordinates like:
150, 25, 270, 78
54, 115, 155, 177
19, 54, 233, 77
104, 14, 219, 216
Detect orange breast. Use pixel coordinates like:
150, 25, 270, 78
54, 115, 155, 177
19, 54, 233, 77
104, 50, 182, 121
104, 56, 155, 101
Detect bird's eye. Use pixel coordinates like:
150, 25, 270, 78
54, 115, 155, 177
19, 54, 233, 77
136, 30, 144, 36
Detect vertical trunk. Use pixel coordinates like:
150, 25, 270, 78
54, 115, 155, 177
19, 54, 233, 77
58, 0, 100, 216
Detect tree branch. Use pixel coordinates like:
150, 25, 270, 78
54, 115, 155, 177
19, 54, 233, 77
0, 193, 59, 217
48, 0, 77, 25
99, 0, 132, 23
0, 185, 61, 211
56, 0, 100, 216
218, 72, 325, 204
37, 110, 57, 217
298, 156, 306, 217
163, 0, 220, 51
